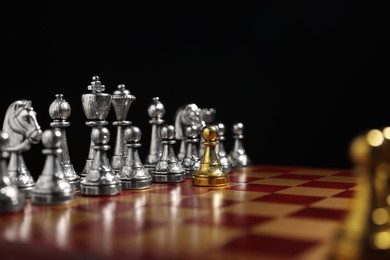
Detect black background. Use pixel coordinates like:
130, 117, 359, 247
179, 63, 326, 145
2, 2, 390, 179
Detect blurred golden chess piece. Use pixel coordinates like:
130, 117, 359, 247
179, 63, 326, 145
330, 128, 390, 259
193, 125, 228, 187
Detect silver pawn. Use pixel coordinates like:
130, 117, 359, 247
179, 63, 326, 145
198, 108, 216, 157
111, 84, 136, 175
49, 94, 80, 190
229, 122, 252, 168
0, 131, 25, 213
80, 127, 121, 196
80, 76, 111, 178
152, 125, 185, 182
216, 123, 232, 173
182, 125, 200, 178
120, 126, 152, 189
144, 97, 165, 174
32, 129, 75, 205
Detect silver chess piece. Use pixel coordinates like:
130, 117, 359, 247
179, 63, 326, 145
32, 129, 75, 205
2, 100, 42, 197
0, 131, 25, 213
80, 76, 111, 178
174, 104, 201, 161
49, 94, 80, 190
152, 125, 185, 182
182, 125, 200, 178
216, 123, 232, 173
119, 126, 152, 189
111, 84, 136, 175
80, 127, 122, 196
198, 108, 216, 157
229, 122, 251, 168
144, 97, 165, 173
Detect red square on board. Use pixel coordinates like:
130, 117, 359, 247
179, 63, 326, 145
185, 212, 271, 228
176, 197, 239, 209
253, 193, 323, 205
290, 207, 348, 220
334, 171, 355, 177
223, 234, 318, 256
333, 190, 355, 198
299, 181, 356, 190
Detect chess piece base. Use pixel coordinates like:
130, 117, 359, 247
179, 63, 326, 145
152, 171, 185, 183
31, 191, 75, 205
68, 180, 80, 190
185, 169, 196, 178
80, 183, 122, 196
144, 164, 156, 175
121, 178, 152, 189
193, 175, 228, 187
19, 185, 34, 197
0, 190, 25, 213
0, 201, 25, 213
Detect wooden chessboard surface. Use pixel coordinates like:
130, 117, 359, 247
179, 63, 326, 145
0, 165, 357, 260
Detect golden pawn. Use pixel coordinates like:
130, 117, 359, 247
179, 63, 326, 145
193, 125, 228, 187
329, 128, 390, 259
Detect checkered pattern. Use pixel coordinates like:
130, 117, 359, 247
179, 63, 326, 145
0, 166, 357, 260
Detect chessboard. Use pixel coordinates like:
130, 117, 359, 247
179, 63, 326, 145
0, 165, 357, 260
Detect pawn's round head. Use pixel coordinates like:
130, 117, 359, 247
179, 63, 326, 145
125, 126, 142, 143
200, 108, 216, 124
148, 97, 165, 119
161, 125, 175, 140
216, 123, 225, 136
42, 129, 62, 149
233, 122, 244, 135
185, 125, 198, 139
49, 94, 71, 121
350, 128, 388, 166
0, 131, 9, 151
202, 125, 218, 142
91, 127, 110, 145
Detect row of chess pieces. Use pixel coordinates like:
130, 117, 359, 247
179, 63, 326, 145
0, 75, 251, 213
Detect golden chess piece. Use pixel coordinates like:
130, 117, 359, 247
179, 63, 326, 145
193, 125, 228, 187
329, 128, 390, 259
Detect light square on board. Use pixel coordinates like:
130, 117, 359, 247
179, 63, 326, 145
316, 176, 357, 184
221, 233, 319, 258
277, 186, 343, 197
125, 224, 244, 257
222, 201, 304, 217
251, 178, 310, 186
251, 217, 341, 241
310, 197, 354, 210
